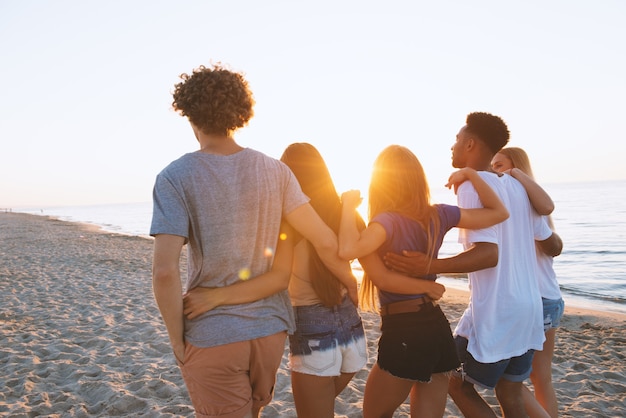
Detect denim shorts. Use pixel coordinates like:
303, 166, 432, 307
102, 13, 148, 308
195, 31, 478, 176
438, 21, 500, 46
377, 303, 460, 382
288, 296, 367, 376
542, 297, 565, 331
454, 336, 534, 390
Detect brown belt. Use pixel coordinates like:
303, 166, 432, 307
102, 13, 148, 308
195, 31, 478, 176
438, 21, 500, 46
380, 297, 435, 316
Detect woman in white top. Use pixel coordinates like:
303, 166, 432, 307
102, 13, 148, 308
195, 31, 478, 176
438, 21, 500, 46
492, 147, 564, 418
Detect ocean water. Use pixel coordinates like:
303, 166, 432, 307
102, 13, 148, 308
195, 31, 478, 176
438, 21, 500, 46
14, 180, 626, 315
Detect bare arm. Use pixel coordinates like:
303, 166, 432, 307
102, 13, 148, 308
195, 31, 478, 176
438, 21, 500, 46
285, 203, 358, 304
537, 231, 563, 257
338, 189, 386, 260
360, 252, 445, 300
507, 167, 554, 215
384, 242, 499, 276
182, 221, 295, 319
152, 234, 186, 363
447, 168, 509, 229
339, 189, 445, 300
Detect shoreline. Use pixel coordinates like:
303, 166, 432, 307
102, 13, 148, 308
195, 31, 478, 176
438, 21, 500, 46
1, 212, 625, 417
9, 209, 626, 316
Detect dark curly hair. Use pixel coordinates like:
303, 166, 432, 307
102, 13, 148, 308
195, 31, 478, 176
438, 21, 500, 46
172, 64, 255, 135
465, 112, 510, 154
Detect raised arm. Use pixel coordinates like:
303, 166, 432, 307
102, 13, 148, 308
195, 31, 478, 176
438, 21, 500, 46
285, 202, 358, 304
507, 167, 554, 215
182, 221, 295, 319
447, 168, 509, 229
338, 189, 385, 260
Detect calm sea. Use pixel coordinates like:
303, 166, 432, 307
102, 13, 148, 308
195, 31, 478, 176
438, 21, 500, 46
14, 180, 626, 315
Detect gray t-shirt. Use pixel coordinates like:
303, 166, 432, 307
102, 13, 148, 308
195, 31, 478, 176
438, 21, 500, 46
150, 148, 308, 347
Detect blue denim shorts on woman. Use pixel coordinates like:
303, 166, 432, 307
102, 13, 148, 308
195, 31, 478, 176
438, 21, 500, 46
542, 297, 565, 331
288, 296, 367, 377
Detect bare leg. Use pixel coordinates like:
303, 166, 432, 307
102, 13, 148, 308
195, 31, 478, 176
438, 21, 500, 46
495, 379, 528, 418
363, 363, 414, 418
448, 373, 497, 418
409, 372, 450, 418
521, 385, 551, 418
529, 329, 558, 417
334, 372, 357, 396
291, 371, 337, 418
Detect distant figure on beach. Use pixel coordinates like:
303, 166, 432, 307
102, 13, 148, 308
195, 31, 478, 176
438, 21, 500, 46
385, 113, 562, 418
279, 142, 367, 418
149, 63, 356, 418
338, 144, 509, 417
492, 147, 564, 418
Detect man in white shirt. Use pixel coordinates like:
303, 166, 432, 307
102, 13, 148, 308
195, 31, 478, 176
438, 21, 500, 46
385, 112, 561, 417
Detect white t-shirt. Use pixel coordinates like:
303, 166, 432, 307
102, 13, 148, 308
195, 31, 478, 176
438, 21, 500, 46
535, 216, 563, 301
454, 172, 552, 363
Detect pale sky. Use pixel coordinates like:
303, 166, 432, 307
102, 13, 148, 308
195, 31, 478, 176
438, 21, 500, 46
1, 0, 625, 208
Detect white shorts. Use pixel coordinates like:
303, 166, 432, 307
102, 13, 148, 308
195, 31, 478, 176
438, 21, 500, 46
288, 297, 368, 376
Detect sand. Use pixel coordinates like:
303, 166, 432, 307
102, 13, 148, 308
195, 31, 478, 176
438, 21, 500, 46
1, 212, 624, 417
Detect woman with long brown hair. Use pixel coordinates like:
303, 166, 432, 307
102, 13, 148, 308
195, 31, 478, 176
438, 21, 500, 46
280, 142, 367, 418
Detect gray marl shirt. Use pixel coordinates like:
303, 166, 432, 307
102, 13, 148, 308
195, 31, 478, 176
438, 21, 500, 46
150, 148, 308, 347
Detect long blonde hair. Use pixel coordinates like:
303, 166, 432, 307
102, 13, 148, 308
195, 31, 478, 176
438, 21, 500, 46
359, 145, 441, 311
498, 147, 554, 229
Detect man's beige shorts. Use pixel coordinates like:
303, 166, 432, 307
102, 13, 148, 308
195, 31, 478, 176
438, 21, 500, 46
179, 331, 287, 418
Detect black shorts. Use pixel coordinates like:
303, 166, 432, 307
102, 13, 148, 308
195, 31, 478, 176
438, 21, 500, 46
377, 303, 460, 382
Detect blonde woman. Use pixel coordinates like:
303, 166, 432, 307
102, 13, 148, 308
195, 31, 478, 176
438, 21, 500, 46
492, 147, 564, 418
339, 145, 509, 417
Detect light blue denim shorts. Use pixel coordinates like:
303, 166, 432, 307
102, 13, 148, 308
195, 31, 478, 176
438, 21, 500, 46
288, 296, 367, 376
542, 297, 565, 332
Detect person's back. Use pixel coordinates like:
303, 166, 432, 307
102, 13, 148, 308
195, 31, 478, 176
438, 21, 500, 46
153, 148, 302, 346
372, 207, 457, 307
455, 171, 544, 362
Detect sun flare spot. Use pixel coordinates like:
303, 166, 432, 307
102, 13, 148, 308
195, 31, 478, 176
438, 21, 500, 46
264, 247, 275, 257
279, 233, 287, 241
238, 268, 251, 281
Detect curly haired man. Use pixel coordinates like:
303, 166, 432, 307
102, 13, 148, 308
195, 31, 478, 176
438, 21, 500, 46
150, 64, 357, 418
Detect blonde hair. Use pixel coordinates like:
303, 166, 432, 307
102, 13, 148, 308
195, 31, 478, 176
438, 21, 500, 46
359, 145, 441, 311
498, 147, 554, 229
498, 147, 535, 179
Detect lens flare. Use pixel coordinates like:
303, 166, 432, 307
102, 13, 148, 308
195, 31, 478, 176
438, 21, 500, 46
238, 268, 251, 281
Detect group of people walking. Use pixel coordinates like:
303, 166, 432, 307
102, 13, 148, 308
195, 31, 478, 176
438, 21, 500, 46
150, 63, 564, 418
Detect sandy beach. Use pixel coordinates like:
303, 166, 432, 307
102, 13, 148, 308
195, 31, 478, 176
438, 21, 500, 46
1, 212, 624, 417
